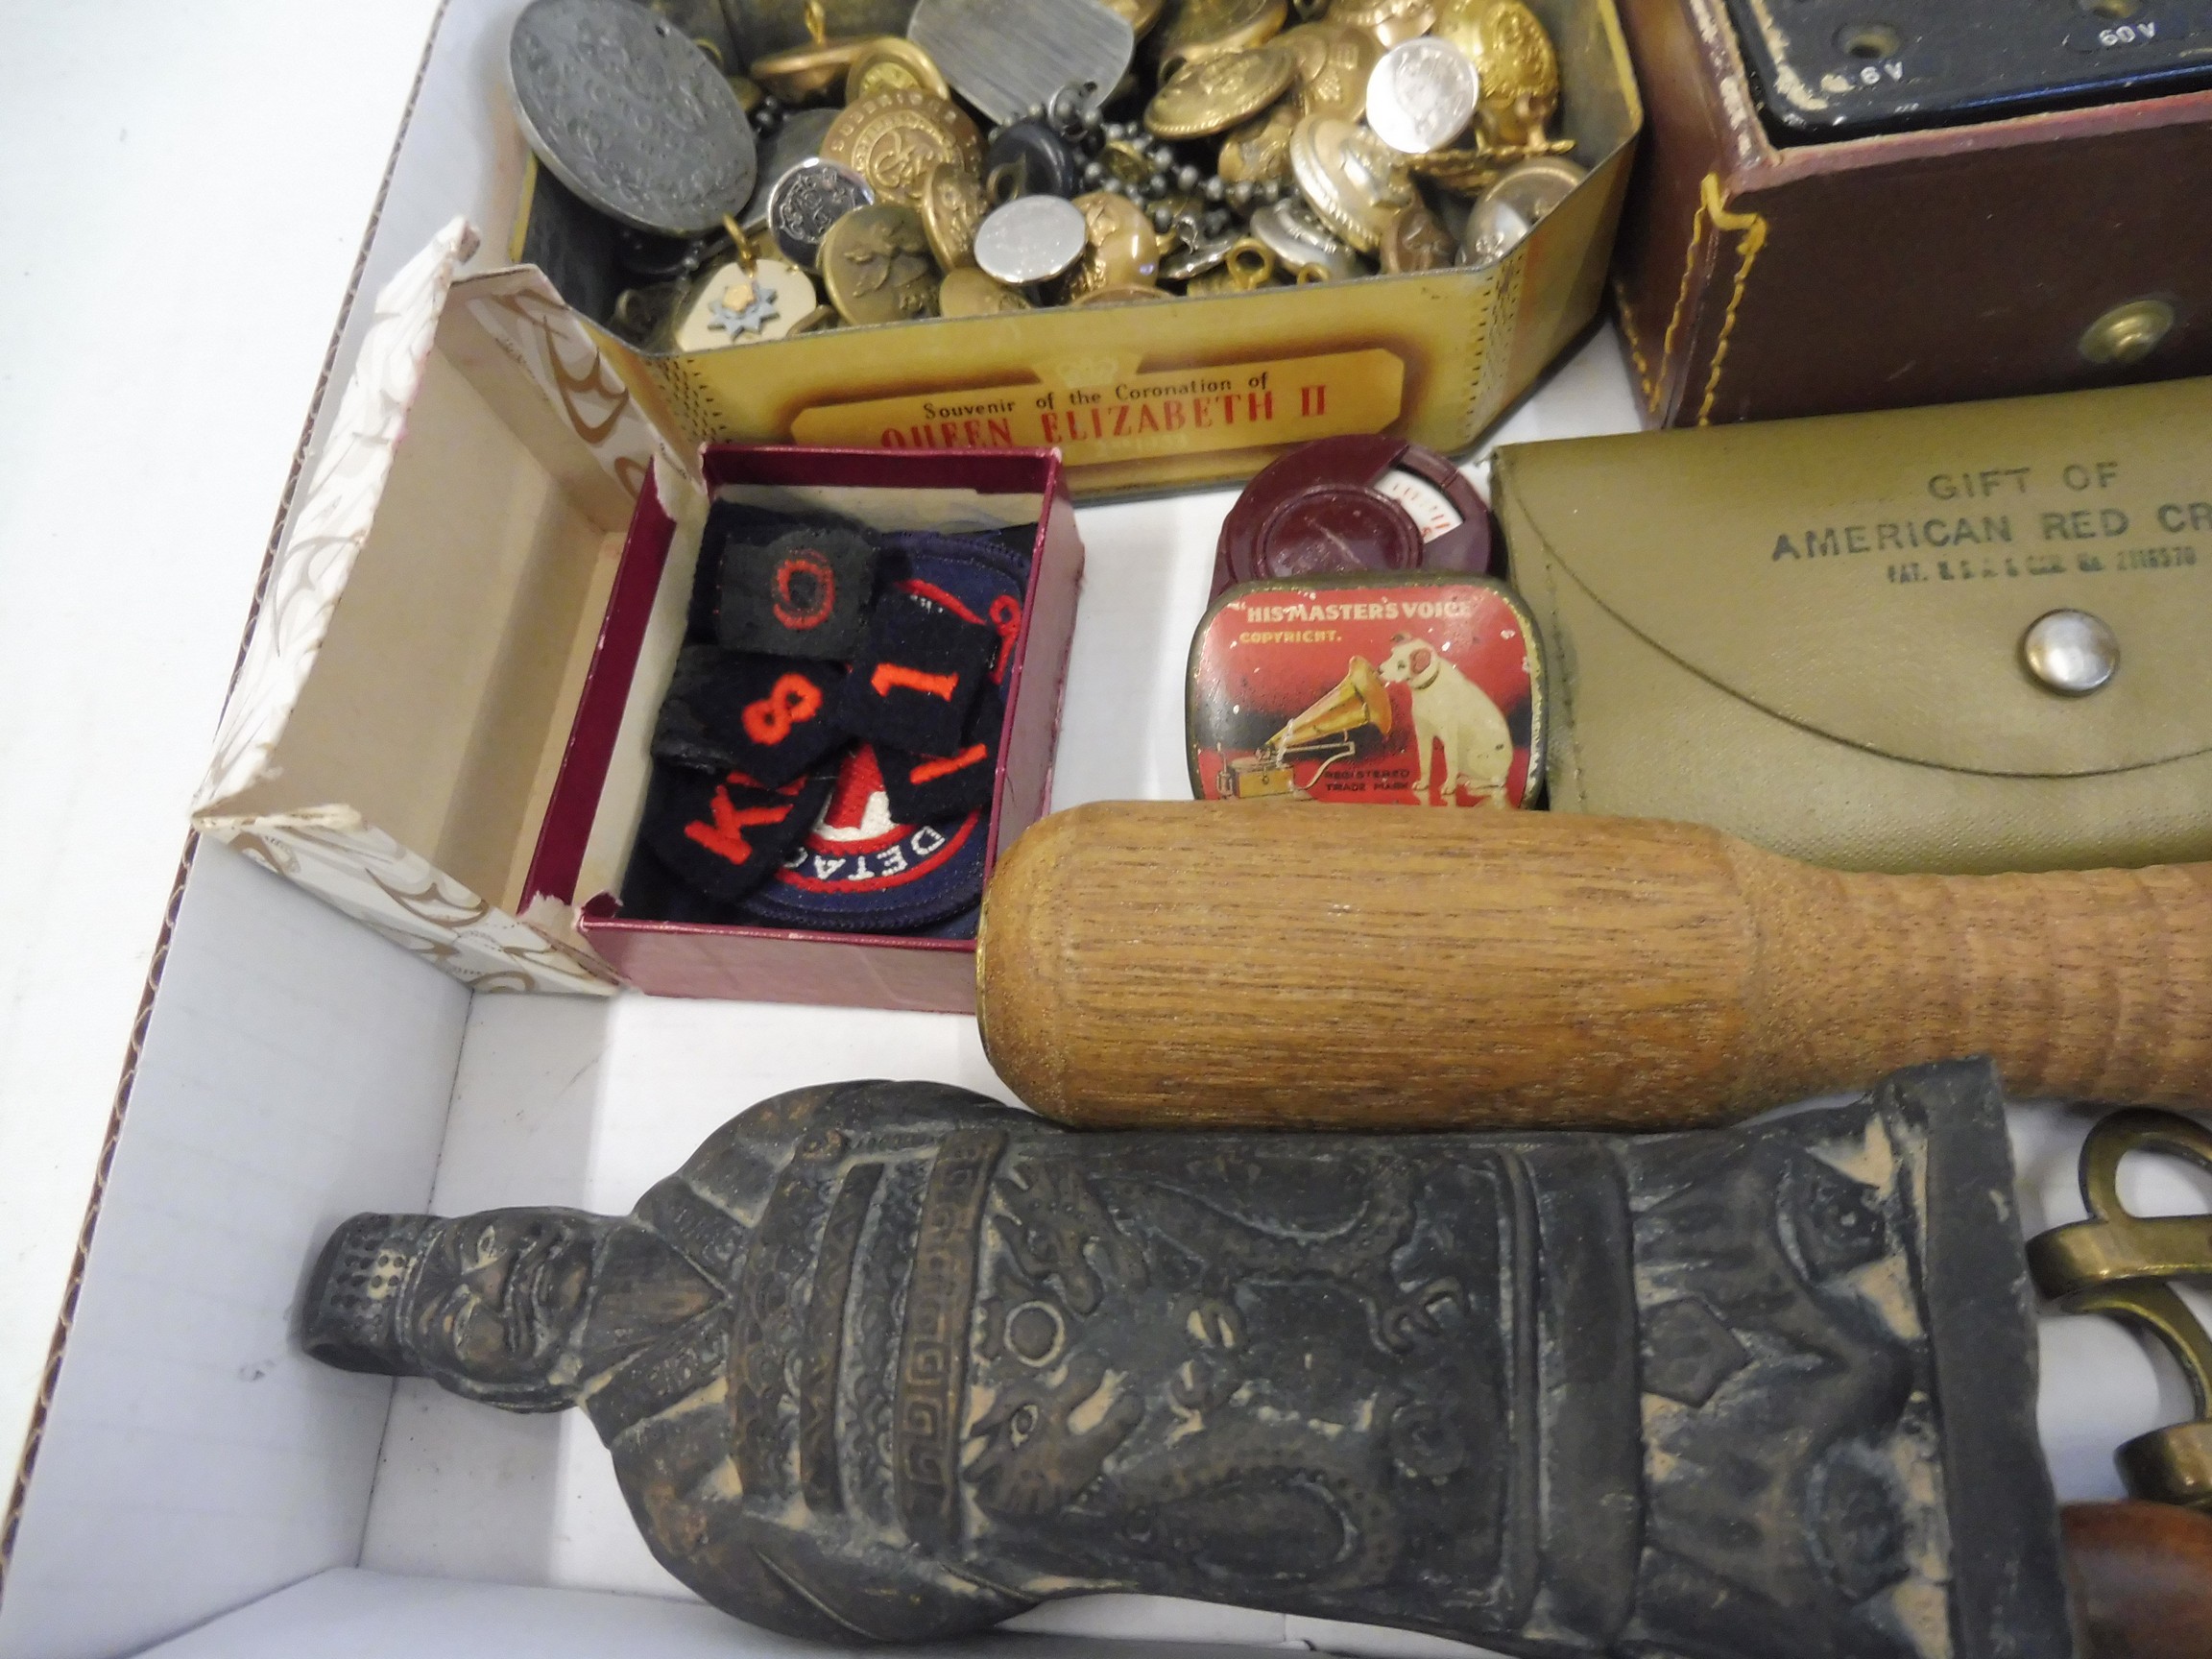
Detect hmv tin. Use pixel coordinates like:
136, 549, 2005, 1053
1187, 572, 1545, 807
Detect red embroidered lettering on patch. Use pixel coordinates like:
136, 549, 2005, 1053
908, 744, 988, 783
742, 673, 825, 744
684, 787, 792, 864
773, 550, 837, 630
871, 662, 961, 701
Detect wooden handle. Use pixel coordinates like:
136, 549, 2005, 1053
975, 804, 2212, 1129
2063, 1502, 2212, 1658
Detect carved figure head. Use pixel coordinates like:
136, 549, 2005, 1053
303, 1208, 613, 1410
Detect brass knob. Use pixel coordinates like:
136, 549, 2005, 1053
2080, 298, 2176, 367
2022, 608, 2119, 696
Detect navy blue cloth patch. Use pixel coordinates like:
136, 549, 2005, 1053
831, 590, 996, 757
736, 742, 986, 933
636, 762, 836, 905
651, 645, 849, 788
718, 524, 878, 660
880, 689, 1002, 823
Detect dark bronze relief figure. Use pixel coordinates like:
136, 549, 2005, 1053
303, 1061, 2074, 1657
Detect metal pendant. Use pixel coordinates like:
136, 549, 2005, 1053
509, 0, 757, 238
908, 0, 1136, 126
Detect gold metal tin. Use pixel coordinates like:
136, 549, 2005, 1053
521, 0, 1638, 498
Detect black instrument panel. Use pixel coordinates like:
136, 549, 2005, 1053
1719, 0, 2212, 139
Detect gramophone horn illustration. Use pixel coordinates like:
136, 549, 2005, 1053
1218, 655, 1393, 799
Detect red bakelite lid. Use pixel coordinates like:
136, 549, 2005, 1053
1214, 435, 1492, 596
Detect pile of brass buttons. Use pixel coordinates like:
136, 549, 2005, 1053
555, 0, 1587, 349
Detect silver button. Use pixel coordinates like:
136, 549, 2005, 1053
973, 195, 1089, 286
2021, 609, 2119, 696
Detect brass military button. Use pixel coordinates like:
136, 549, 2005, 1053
1217, 99, 1300, 183
844, 36, 953, 103
1156, 0, 1288, 78
752, 0, 883, 103
1380, 201, 1459, 272
937, 265, 1033, 315
1438, 0, 1564, 154
1067, 191, 1164, 299
1461, 152, 1583, 264
818, 202, 941, 324
1271, 20, 1381, 121
2022, 610, 2120, 696
822, 88, 983, 207
1288, 113, 1414, 252
919, 161, 987, 269
1328, 0, 1438, 48
1146, 45, 1298, 138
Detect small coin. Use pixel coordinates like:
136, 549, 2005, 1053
819, 202, 941, 323
1437, 0, 1564, 153
1248, 193, 1363, 279
919, 161, 987, 269
938, 265, 1035, 315
767, 157, 876, 269
1155, 0, 1288, 76
740, 106, 839, 228
1066, 191, 1163, 299
509, 0, 757, 238
1327, 0, 1436, 48
1145, 45, 1298, 138
1070, 281, 1175, 306
672, 255, 820, 350
1272, 20, 1381, 120
1366, 36, 1478, 155
1288, 113, 1413, 252
1380, 201, 1459, 272
1216, 98, 1299, 183
844, 36, 952, 101
973, 193, 1091, 284
908, 0, 1135, 126
1462, 153, 1584, 264
822, 88, 983, 206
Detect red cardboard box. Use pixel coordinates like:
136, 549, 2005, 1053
527, 445, 1083, 1012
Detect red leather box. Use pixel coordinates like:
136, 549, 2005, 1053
1611, 0, 2212, 428
523, 445, 1083, 1012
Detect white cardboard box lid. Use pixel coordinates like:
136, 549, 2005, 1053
189, 219, 693, 995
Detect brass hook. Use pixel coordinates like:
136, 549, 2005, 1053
2029, 1108, 2212, 1511
805, 0, 828, 45
720, 214, 757, 274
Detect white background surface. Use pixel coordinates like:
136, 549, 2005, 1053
2, 4, 2209, 1657
0, 0, 446, 1502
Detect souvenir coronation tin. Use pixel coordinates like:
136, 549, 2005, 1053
1187, 572, 1544, 807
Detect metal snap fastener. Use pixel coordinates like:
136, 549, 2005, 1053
2022, 609, 2119, 695
2080, 298, 2176, 367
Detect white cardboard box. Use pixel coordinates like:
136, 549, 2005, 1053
2, 4, 2208, 1658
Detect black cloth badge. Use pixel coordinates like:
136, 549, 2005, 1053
651, 645, 849, 788
690, 500, 805, 642
718, 524, 878, 660
636, 762, 835, 904
880, 690, 1002, 823
831, 589, 997, 757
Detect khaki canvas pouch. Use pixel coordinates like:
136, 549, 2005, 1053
1495, 376, 2212, 874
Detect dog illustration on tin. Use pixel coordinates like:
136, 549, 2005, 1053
1378, 633, 1513, 806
